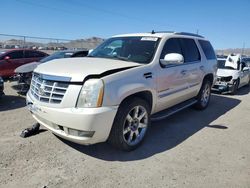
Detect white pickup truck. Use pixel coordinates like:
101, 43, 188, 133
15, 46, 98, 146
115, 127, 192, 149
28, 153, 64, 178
27, 32, 217, 151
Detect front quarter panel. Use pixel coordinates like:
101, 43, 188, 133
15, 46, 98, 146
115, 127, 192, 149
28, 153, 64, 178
102, 65, 157, 112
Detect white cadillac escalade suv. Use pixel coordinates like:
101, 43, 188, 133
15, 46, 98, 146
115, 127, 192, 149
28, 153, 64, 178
27, 32, 217, 151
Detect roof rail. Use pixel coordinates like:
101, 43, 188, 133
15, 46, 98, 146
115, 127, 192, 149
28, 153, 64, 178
150, 31, 175, 34
174, 32, 204, 38
150, 31, 204, 38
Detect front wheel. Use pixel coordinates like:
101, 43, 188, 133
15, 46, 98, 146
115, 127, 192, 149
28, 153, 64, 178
108, 97, 150, 151
194, 79, 211, 110
231, 79, 239, 95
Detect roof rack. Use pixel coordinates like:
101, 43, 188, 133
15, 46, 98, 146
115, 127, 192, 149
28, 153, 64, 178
150, 30, 204, 38
174, 32, 204, 38
151, 30, 175, 34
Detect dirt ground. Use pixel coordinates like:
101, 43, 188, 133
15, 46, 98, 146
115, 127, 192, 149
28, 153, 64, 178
0, 82, 249, 188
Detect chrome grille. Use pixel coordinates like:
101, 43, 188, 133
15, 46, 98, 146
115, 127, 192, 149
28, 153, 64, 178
30, 73, 70, 104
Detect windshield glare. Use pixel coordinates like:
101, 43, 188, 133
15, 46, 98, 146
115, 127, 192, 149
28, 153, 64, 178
89, 36, 160, 64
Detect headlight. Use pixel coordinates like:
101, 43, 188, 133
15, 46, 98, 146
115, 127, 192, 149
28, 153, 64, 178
76, 79, 104, 108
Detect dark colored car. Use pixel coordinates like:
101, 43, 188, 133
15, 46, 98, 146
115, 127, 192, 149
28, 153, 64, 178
0, 76, 4, 98
14, 50, 89, 93
0, 49, 48, 77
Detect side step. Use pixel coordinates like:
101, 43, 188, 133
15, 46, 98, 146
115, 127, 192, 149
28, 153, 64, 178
151, 99, 197, 121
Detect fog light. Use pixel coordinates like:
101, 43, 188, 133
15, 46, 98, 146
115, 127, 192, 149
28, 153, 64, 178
68, 128, 94, 137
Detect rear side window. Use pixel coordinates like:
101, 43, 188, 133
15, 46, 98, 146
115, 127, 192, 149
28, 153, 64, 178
25, 50, 46, 58
160, 38, 182, 59
8, 51, 24, 59
198, 40, 216, 60
179, 38, 201, 62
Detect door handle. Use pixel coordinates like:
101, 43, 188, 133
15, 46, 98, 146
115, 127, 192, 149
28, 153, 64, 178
143, 72, 152, 79
200, 66, 205, 70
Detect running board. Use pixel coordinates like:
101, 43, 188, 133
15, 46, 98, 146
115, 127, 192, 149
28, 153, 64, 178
151, 99, 197, 121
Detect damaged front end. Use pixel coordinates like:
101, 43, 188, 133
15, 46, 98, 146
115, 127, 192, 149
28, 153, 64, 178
212, 76, 236, 94
12, 72, 33, 94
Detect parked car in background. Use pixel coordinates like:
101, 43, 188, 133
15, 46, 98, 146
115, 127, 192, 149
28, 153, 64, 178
26, 32, 217, 151
0, 76, 4, 98
212, 54, 250, 94
14, 50, 89, 93
0, 49, 48, 77
242, 57, 250, 67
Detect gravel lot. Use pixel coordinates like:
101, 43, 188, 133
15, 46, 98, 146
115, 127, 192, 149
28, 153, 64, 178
0, 81, 249, 188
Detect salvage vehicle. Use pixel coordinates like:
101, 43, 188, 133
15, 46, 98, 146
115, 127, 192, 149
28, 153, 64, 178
14, 50, 88, 94
26, 31, 217, 151
212, 54, 250, 94
0, 76, 4, 98
0, 49, 48, 77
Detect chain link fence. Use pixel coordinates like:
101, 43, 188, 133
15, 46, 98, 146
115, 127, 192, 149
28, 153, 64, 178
0, 33, 104, 53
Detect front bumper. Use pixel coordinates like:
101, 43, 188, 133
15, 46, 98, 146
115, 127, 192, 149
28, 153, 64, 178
212, 82, 234, 94
26, 93, 118, 145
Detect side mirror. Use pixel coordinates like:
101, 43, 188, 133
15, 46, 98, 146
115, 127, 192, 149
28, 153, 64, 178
243, 67, 249, 72
160, 53, 184, 66
4, 56, 10, 61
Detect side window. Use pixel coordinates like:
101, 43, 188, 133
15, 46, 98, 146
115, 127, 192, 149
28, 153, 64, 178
160, 38, 182, 59
198, 40, 216, 60
8, 51, 24, 59
179, 38, 201, 62
241, 62, 246, 70
72, 51, 88, 57
25, 50, 45, 58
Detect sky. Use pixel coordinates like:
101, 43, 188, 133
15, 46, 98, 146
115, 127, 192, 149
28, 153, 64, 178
1, 0, 250, 49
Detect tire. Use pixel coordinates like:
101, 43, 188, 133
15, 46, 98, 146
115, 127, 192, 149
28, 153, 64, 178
108, 97, 151, 151
194, 79, 211, 110
231, 79, 239, 95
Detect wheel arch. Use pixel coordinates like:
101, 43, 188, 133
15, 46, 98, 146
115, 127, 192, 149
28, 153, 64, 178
119, 90, 153, 113
203, 73, 214, 85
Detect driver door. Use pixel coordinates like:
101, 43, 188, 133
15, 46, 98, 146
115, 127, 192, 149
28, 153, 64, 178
156, 38, 190, 112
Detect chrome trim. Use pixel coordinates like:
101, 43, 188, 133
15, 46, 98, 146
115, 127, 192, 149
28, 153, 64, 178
159, 86, 188, 98
33, 72, 71, 82
30, 73, 70, 104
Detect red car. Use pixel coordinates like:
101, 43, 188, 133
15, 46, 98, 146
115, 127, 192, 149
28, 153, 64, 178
0, 49, 48, 77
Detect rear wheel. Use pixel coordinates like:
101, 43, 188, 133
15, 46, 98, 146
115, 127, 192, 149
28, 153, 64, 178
194, 79, 211, 110
108, 97, 150, 151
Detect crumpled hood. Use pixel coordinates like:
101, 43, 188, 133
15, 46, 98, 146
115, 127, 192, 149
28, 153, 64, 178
217, 69, 239, 79
34, 57, 140, 82
15, 62, 41, 73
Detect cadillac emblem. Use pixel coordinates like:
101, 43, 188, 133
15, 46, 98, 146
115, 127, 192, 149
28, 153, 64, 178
38, 83, 46, 96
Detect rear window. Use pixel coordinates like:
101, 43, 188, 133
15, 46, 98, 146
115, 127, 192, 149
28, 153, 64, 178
198, 40, 216, 60
25, 50, 46, 58
8, 51, 24, 59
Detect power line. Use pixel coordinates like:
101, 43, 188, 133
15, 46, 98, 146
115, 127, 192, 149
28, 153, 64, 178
15, 0, 90, 18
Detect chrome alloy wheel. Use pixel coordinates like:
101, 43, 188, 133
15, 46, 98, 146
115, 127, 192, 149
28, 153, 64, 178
123, 105, 149, 146
201, 83, 211, 107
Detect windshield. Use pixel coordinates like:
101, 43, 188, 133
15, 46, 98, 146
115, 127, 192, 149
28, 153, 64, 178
218, 59, 240, 70
217, 59, 226, 69
40, 51, 73, 63
88, 36, 160, 64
